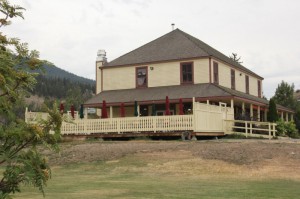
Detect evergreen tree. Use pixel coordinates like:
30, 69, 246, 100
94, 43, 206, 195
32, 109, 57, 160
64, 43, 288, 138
273, 81, 295, 109
229, 53, 243, 64
267, 98, 279, 122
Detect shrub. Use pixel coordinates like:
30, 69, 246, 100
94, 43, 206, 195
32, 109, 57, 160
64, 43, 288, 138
276, 119, 299, 138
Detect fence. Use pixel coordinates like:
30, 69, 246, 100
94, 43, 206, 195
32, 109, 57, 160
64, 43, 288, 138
61, 115, 193, 135
223, 119, 277, 139
25, 100, 234, 135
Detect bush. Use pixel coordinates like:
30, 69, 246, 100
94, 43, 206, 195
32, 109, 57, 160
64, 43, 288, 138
276, 119, 299, 138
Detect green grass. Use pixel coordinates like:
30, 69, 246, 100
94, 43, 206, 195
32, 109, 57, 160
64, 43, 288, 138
11, 154, 300, 199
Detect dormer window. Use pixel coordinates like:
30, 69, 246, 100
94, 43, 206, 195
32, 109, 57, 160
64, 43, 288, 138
180, 62, 193, 84
136, 67, 148, 88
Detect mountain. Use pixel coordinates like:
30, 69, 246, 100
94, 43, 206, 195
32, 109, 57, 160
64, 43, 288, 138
27, 64, 95, 111
36, 64, 95, 85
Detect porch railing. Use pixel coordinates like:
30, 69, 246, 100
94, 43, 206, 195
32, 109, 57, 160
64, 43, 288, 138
223, 120, 277, 139
61, 115, 193, 135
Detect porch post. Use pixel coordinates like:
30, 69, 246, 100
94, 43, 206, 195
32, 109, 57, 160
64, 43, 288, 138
230, 99, 234, 109
84, 108, 88, 119
264, 109, 268, 121
281, 111, 284, 120
257, 106, 260, 121
291, 113, 294, 121
242, 102, 245, 116
137, 104, 140, 117
250, 104, 253, 120
110, 106, 113, 118
285, 112, 289, 122
207, 100, 209, 105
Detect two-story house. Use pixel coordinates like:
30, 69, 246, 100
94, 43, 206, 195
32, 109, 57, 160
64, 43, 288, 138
84, 29, 293, 122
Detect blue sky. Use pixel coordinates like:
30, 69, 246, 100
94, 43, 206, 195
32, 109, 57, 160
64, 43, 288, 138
4, 0, 300, 98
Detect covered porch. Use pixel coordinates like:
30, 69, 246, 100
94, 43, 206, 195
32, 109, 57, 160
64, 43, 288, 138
84, 83, 294, 122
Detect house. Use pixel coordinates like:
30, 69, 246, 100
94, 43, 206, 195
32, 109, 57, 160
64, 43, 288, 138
84, 29, 294, 122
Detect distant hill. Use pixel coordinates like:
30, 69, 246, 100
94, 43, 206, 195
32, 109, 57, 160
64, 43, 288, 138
27, 64, 95, 111
36, 64, 95, 85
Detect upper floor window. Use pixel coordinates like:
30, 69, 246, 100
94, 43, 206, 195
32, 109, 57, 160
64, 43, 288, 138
136, 67, 148, 88
245, 75, 249, 94
231, 69, 235, 90
180, 62, 193, 84
213, 62, 219, 84
258, 80, 261, 98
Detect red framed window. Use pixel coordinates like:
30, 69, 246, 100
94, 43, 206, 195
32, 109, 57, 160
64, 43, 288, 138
258, 80, 261, 98
213, 62, 219, 84
136, 66, 148, 88
245, 75, 249, 94
180, 62, 194, 84
231, 69, 235, 90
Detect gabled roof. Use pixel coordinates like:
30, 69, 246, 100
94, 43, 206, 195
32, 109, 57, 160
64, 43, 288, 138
105, 29, 262, 79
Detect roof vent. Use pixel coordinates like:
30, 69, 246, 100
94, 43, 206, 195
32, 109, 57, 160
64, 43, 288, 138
96, 50, 107, 62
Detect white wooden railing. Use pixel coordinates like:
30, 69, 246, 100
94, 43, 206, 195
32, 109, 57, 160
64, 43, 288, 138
61, 115, 193, 135
223, 120, 277, 139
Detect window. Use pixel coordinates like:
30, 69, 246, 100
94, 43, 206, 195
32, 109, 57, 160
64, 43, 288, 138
213, 62, 219, 84
231, 69, 235, 90
245, 75, 249, 94
136, 67, 148, 88
180, 62, 193, 84
258, 80, 261, 98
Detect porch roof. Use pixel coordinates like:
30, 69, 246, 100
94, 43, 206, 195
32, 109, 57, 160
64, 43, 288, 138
85, 83, 294, 113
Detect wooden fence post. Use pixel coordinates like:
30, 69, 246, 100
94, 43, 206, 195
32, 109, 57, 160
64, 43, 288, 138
245, 121, 248, 138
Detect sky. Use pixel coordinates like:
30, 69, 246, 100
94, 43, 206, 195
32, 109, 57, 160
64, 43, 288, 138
4, 0, 300, 99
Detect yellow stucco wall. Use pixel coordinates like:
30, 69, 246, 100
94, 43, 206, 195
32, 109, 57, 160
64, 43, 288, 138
102, 58, 210, 90
235, 71, 246, 93
103, 67, 135, 91
100, 58, 262, 97
194, 59, 210, 84
211, 59, 261, 97
148, 62, 180, 87
249, 76, 258, 96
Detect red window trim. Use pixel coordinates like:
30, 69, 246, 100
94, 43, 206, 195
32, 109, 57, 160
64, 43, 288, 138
231, 69, 235, 90
213, 61, 219, 85
258, 80, 261, 98
136, 66, 148, 88
245, 75, 249, 94
180, 62, 194, 85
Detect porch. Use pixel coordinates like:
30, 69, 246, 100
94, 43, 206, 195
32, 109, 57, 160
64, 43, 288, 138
25, 99, 278, 139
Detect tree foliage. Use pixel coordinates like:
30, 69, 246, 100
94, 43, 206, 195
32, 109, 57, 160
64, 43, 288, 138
267, 98, 278, 122
0, 0, 62, 198
273, 81, 296, 109
272, 80, 300, 132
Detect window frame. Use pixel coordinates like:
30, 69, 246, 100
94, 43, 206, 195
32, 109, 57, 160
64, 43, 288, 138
245, 75, 249, 94
258, 80, 261, 98
231, 69, 235, 90
136, 66, 148, 88
180, 62, 194, 85
213, 61, 219, 85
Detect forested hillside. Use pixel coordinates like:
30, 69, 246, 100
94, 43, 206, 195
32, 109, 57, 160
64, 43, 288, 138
27, 65, 96, 111
35, 65, 94, 85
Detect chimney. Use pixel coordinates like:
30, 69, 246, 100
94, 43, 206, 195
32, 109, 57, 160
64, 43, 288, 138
96, 49, 107, 63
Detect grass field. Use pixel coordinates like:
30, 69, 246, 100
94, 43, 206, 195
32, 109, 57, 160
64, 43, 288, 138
12, 144, 300, 199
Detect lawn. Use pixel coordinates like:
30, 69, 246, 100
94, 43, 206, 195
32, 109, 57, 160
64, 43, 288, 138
13, 150, 300, 199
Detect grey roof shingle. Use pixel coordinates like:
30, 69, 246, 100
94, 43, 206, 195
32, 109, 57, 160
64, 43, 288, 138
85, 83, 294, 112
105, 29, 262, 79
85, 83, 230, 105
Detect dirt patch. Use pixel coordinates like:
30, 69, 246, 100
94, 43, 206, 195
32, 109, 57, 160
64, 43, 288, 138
45, 140, 300, 180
